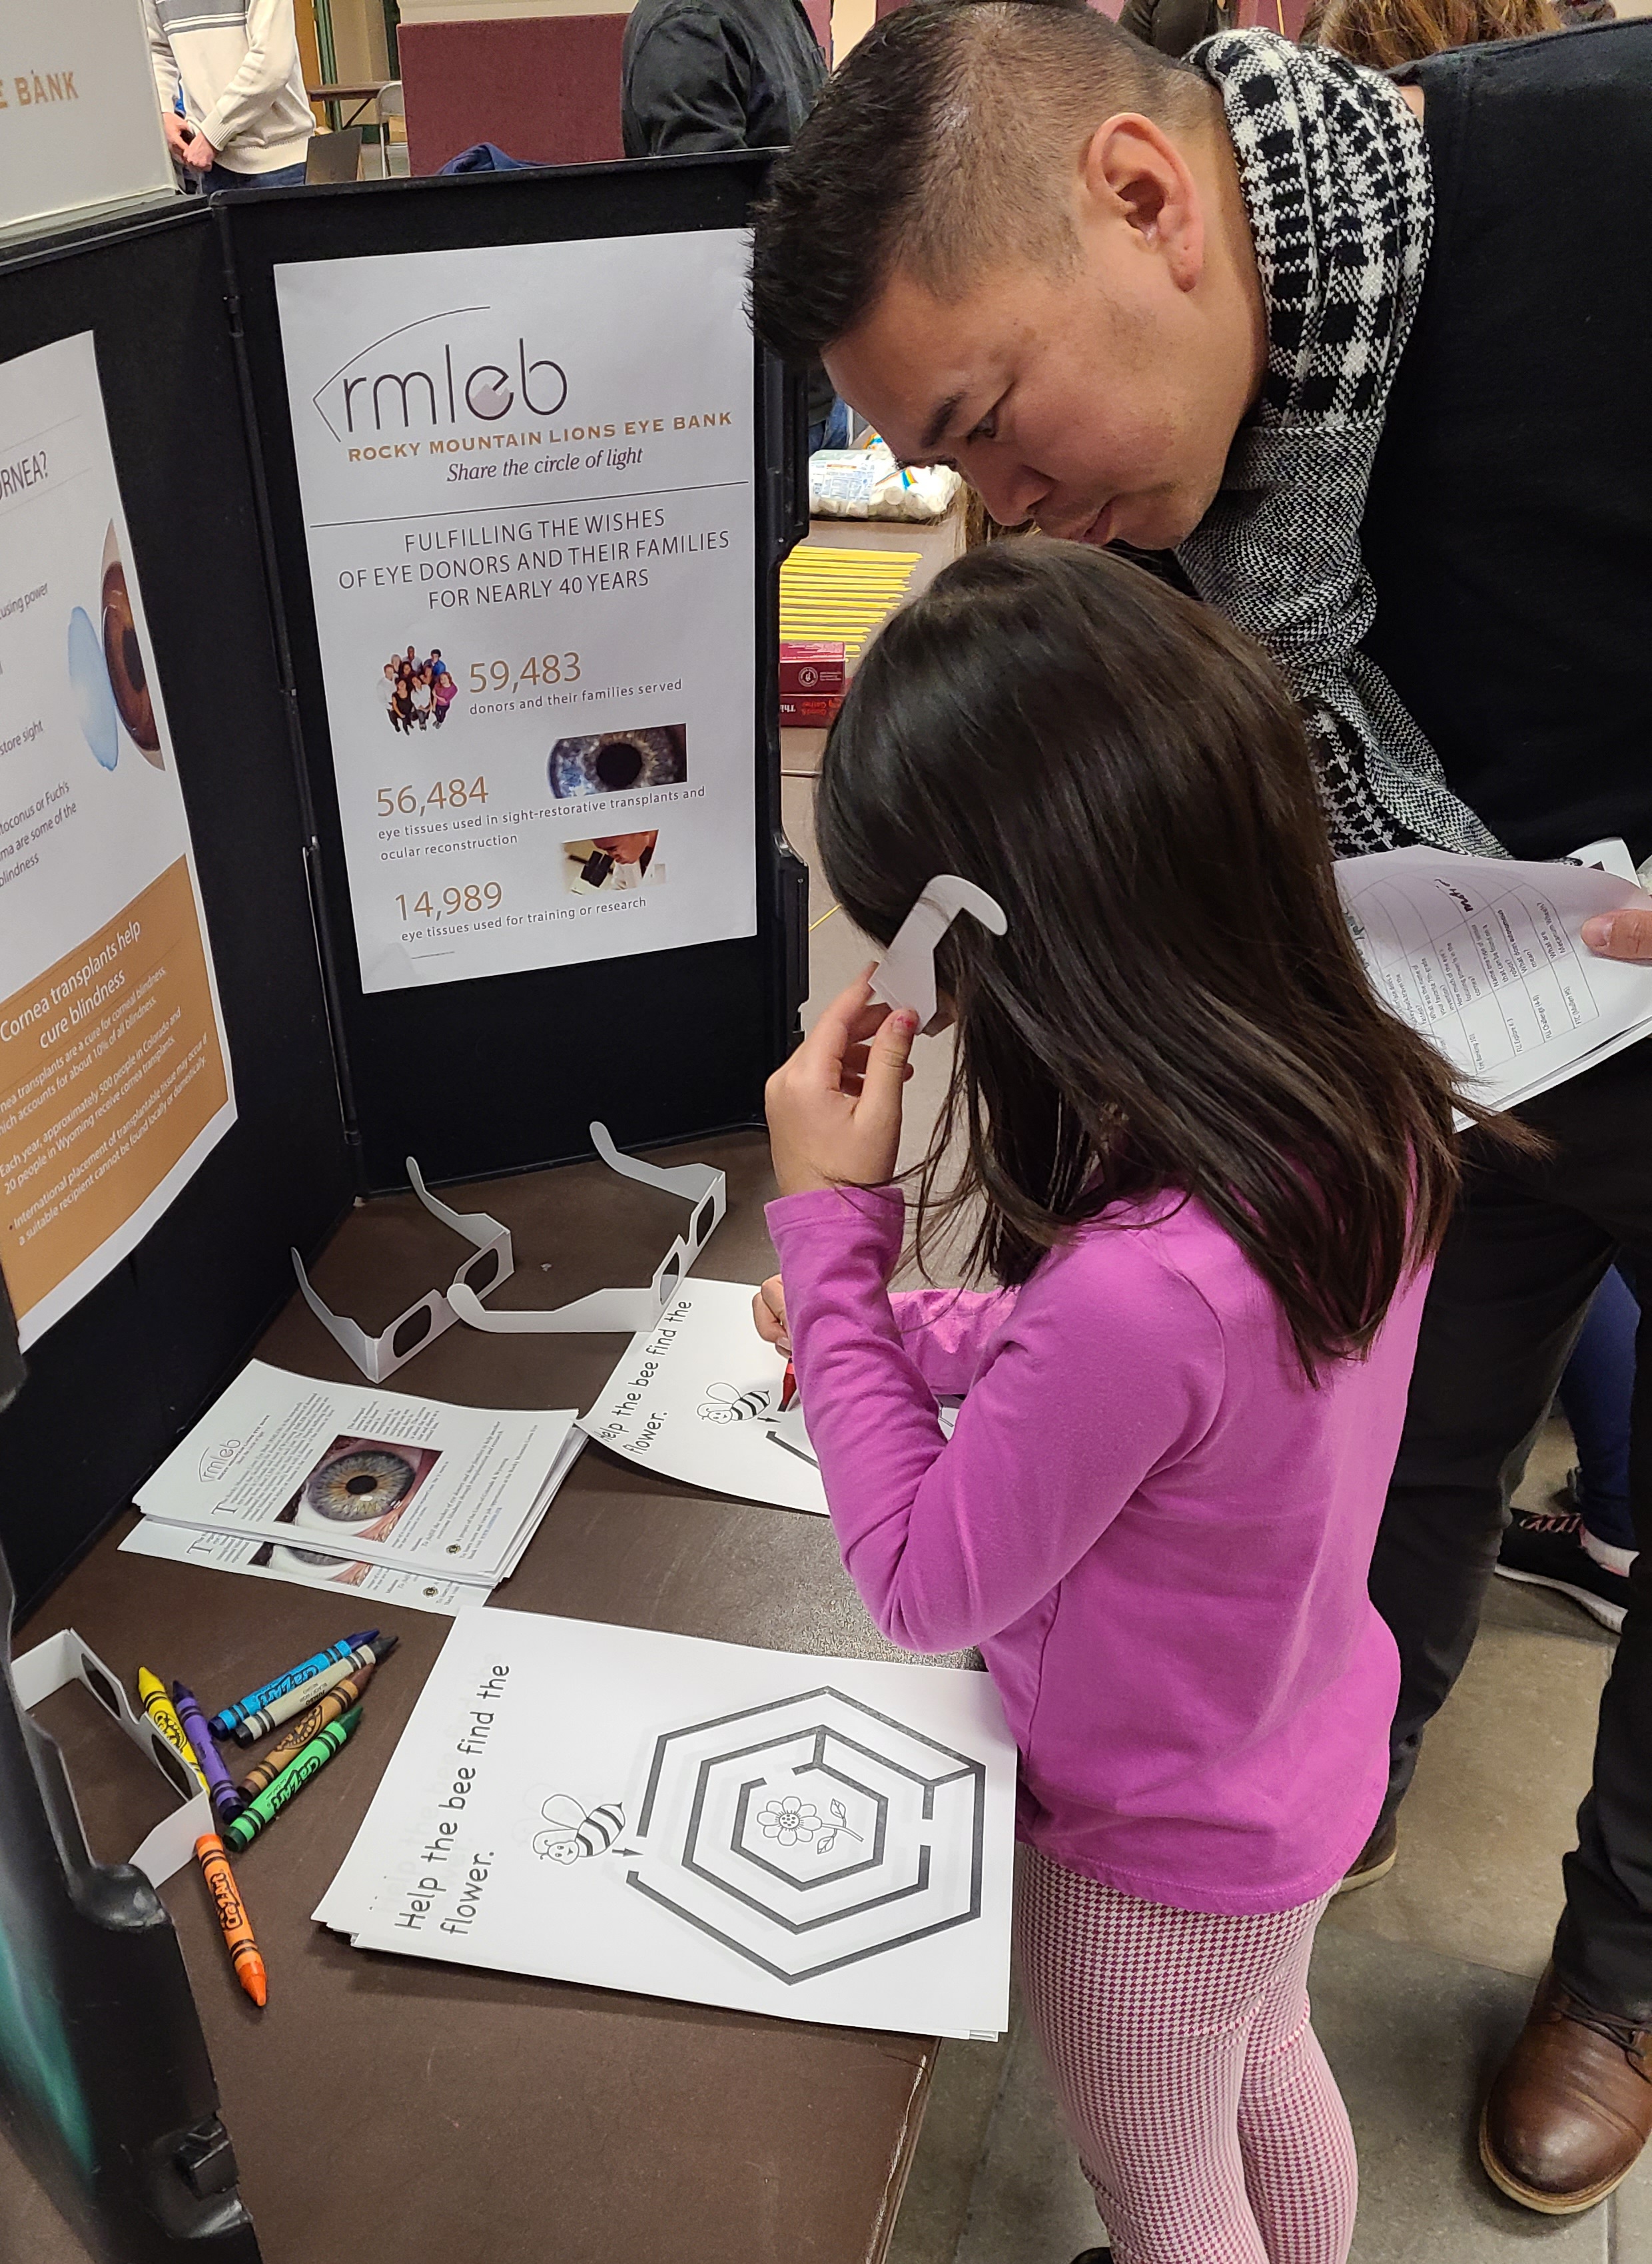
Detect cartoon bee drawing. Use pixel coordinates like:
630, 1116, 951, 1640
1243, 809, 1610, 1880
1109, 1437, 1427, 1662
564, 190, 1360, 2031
697, 1379, 771, 1425
533, 1793, 627, 1865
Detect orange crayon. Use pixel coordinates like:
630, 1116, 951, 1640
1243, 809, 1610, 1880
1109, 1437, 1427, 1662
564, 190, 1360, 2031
195, 1833, 268, 2008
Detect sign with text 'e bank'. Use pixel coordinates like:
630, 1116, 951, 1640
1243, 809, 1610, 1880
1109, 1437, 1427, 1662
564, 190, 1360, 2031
0, 0, 177, 233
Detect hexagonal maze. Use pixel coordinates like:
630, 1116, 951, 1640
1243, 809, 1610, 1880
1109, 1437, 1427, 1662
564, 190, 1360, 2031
626, 1687, 988, 1983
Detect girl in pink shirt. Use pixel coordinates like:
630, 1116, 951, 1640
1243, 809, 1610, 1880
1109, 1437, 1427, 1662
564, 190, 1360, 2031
760, 542, 1497, 2264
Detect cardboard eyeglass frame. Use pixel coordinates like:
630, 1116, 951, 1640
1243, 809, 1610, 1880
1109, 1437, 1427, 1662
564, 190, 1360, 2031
867, 873, 1009, 1037
447, 1122, 727, 1335
290, 1157, 514, 1383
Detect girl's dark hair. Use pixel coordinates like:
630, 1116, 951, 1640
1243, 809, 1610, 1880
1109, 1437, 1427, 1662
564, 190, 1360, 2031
817, 539, 1479, 1380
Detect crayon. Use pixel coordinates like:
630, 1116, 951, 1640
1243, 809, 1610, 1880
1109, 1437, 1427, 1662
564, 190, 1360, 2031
236, 1659, 378, 1798
195, 1832, 267, 2008
229, 1633, 396, 1746
209, 1631, 377, 1738
779, 1361, 798, 1413
136, 1667, 208, 1795
173, 1681, 244, 1830
224, 1707, 362, 1853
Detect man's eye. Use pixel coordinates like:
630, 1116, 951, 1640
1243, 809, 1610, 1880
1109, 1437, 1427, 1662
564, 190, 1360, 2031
965, 409, 999, 446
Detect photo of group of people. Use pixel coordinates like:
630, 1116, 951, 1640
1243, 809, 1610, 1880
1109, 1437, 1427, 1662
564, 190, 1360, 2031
382, 646, 458, 734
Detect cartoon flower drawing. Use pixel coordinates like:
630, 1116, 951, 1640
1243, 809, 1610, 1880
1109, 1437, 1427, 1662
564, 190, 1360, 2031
757, 1793, 821, 1846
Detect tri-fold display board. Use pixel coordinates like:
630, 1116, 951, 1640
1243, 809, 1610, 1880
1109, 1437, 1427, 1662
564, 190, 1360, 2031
0, 159, 807, 1613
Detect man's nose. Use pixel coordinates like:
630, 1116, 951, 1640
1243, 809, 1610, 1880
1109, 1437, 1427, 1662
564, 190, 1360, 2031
967, 452, 1050, 531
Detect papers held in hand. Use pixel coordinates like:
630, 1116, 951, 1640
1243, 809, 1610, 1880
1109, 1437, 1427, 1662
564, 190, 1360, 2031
869, 874, 1007, 1036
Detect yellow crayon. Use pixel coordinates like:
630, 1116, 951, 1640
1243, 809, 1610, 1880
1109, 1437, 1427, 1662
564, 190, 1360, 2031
136, 1667, 209, 1795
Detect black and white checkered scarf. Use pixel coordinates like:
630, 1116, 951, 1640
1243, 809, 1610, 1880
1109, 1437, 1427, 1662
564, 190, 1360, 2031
1177, 33, 1505, 858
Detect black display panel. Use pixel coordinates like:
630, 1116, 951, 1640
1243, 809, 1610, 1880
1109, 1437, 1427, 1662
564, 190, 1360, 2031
218, 157, 809, 1192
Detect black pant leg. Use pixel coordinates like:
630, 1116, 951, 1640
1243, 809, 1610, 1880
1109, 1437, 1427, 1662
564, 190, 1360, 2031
1370, 1152, 1612, 1825
1537, 1050, 1652, 2014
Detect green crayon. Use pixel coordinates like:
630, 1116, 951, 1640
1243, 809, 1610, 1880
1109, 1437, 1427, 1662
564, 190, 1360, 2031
224, 1706, 362, 1852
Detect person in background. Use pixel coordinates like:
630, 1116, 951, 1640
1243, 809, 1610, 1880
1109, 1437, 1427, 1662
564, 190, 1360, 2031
145, 0, 314, 192
1499, 1268, 1641, 1633
621, 0, 843, 448
758, 537, 1498, 2264
1301, 0, 1558, 68
1120, 0, 1231, 61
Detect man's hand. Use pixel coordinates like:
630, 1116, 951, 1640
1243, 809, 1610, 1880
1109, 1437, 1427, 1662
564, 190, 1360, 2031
765, 968, 917, 1198
1582, 908, 1652, 963
181, 127, 216, 175
162, 112, 193, 163
753, 1276, 789, 1354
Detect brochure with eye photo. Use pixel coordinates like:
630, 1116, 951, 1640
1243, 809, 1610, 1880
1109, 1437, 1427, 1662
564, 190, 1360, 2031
123, 1359, 584, 1584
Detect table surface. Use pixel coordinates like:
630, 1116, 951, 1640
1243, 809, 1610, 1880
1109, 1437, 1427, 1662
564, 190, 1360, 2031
8, 1130, 943, 2264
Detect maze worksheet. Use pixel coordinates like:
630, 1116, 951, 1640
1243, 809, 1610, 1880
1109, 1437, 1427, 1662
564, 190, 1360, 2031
316, 1607, 1016, 2039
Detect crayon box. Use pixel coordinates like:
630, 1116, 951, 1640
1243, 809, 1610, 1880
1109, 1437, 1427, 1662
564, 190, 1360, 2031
779, 640, 846, 727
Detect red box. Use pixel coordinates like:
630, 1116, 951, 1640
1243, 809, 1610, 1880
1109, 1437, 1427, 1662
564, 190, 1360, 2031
780, 639, 846, 726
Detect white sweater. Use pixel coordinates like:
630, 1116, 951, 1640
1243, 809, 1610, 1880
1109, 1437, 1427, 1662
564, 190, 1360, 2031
145, 0, 314, 176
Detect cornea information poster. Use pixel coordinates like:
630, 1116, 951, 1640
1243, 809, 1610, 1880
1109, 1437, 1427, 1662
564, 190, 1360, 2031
0, 332, 235, 1350
273, 230, 758, 996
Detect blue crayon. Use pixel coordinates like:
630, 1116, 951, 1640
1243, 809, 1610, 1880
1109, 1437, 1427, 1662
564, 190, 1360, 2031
173, 1681, 244, 1832
208, 1631, 377, 1738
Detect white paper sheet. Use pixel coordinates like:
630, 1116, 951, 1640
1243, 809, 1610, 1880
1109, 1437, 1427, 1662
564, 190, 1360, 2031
117, 1517, 496, 1615
580, 1278, 829, 1514
1336, 847, 1652, 1112
316, 1609, 1016, 2040
132, 1359, 581, 1581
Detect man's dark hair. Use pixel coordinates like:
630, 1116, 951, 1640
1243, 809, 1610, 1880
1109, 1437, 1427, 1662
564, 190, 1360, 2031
749, 1, 1214, 366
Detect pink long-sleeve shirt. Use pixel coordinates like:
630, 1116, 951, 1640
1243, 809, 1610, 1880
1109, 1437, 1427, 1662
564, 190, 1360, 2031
766, 1183, 1430, 1916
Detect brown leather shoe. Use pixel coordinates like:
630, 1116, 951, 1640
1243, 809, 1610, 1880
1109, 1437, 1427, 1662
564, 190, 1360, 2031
1480, 1966, 1652, 2213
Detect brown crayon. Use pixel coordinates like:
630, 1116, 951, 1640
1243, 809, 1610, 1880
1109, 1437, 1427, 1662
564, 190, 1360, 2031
235, 1659, 377, 1798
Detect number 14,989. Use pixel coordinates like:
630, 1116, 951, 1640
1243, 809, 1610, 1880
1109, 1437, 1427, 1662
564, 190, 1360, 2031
397, 883, 503, 921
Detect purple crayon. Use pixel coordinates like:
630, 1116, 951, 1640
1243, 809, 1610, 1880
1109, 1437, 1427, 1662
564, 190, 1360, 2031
173, 1681, 244, 1830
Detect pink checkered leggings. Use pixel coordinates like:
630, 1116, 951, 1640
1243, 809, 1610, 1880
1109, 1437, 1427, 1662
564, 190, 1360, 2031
1017, 1847, 1357, 2264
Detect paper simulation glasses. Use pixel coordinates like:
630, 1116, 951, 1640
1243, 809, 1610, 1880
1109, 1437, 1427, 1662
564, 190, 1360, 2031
448, 1122, 727, 1335
12, 1627, 214, 1888
868, 873, 1008, 1036
292, 1160, 514, 1383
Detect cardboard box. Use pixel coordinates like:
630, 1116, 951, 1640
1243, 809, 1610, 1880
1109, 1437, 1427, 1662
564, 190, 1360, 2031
780, 639, 845, 726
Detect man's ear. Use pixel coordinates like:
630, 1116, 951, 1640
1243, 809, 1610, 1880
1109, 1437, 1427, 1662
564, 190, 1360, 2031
1076, 112, 1205, 291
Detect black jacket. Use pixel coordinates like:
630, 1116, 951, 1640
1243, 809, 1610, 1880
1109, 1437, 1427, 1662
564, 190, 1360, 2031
1118, 0, 1224, 57
1362, 22, 1652, 863
622, 0, 825, 159
622, 0, 831, 423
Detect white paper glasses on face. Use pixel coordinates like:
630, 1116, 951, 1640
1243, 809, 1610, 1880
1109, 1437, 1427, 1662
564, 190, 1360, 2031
291, 1160, 514, 1383
448, 1123, 727, 1335
868, 873, 1008, 1036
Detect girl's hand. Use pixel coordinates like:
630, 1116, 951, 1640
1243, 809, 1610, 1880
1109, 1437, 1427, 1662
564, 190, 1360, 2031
765, 970, 919, 1198
753, 1276, 790, 1354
